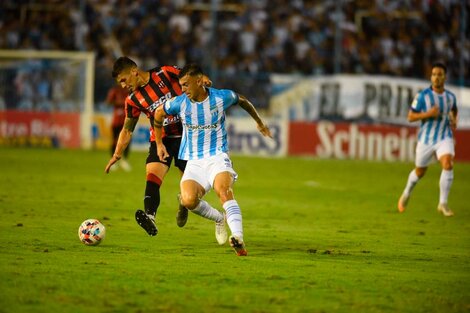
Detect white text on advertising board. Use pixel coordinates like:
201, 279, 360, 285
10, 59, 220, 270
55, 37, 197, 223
316, 121, 417, 161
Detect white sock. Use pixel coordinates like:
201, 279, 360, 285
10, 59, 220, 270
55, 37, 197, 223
191, 200, 224, 222
403, 170, 420, 196
223, 200, 243, 239
439, 169, 454, 204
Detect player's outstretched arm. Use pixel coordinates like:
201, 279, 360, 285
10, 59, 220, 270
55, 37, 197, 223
105, 117, 137, 173
153, 106, 170, 161
237, 94, 272, 138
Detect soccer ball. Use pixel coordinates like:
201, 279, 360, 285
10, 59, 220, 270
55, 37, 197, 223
78, 219, 106, 246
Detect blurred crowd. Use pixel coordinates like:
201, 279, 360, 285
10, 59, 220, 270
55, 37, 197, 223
1, 0, 469, 111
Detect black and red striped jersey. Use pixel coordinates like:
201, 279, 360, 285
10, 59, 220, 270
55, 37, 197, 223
124, 65, 183, 140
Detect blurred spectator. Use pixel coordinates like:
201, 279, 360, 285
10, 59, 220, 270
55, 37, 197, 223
0, 0, 468, 111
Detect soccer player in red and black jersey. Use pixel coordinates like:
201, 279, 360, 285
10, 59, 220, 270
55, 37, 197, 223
105, 56, 212, 236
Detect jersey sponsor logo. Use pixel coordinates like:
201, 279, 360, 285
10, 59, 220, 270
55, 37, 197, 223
147, 92, 173, 112
184, 123, 217, 130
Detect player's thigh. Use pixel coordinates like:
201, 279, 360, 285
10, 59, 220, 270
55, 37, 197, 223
181, 160, 211, 193
415, 142, 435, 167
146, 162, 169, 180
207, 153, 238, 189
437, 141, 454, 170
146, 141, 172, 174
147, 141, 172, 165
163, 137, 186, 169
174, 158, 187, 172
435, 139, 455, 160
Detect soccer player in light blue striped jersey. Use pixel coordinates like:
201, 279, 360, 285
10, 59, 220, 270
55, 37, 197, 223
154, 64, 272, 256
398, 62, 458, 216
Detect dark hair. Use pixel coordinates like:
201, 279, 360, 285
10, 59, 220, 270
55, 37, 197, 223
178, 63, 204, 79
112, 57, 137, 78
432, 62, 447, 74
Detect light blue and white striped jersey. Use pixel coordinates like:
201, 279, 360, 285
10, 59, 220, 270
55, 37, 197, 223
410, 86, 457, 145
163, 87, 239, 160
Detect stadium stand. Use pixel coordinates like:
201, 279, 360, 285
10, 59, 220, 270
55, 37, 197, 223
1, 0, 468, 110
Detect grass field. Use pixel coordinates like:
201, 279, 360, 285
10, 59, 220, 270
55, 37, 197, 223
0, 147, 469, 313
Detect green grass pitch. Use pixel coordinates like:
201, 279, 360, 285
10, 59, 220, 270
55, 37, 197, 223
0, 147, 469, 313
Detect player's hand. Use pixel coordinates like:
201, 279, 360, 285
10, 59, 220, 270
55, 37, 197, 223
428, 105, 440, 118
257, 121, 273, 138
157, 143, 169, 161
105, 154, 121, 174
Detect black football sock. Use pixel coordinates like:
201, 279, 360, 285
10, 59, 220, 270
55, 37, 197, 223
144, 173, 162, 217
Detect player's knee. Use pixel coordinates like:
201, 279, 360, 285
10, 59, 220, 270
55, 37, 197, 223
181, 193, 199, 210
216, 187, 234, 203
415, 168, 426, 178
442, 160, 453, 170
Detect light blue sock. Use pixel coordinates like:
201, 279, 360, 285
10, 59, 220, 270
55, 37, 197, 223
223, 199, 243, 239
192, 200, 224, 222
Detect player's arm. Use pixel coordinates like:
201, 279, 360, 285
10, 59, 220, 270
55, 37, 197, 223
237, 94, 272, 138
407, 93, 440, 122
407, 106, 440, 122
114, 117, 137, 158
449, 105, 458, 131
105, 117, 138, 173
153, 106, 169, 161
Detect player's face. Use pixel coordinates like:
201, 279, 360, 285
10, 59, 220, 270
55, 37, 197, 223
179, 74, 204, 101
431, 67, 446, 90
117, 68, 139, 93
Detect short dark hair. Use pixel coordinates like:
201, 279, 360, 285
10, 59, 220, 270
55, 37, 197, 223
178, 63, 204, 79
432, 62, 447, 74
112, 57, 137, 78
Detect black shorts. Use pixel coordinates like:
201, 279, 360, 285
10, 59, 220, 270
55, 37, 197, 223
147, 137, 187, 172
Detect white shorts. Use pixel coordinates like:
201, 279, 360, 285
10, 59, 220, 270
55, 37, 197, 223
181, 152, 238, 192
415, 139, 455, 167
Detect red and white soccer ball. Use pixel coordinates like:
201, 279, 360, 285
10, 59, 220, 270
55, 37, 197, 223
78, 219, 106, 246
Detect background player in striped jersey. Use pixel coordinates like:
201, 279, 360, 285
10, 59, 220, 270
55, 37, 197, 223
398, 62, 458, 216
106, 84, 131, 172
104, 57, 218, 236
153, 64, 272, 256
